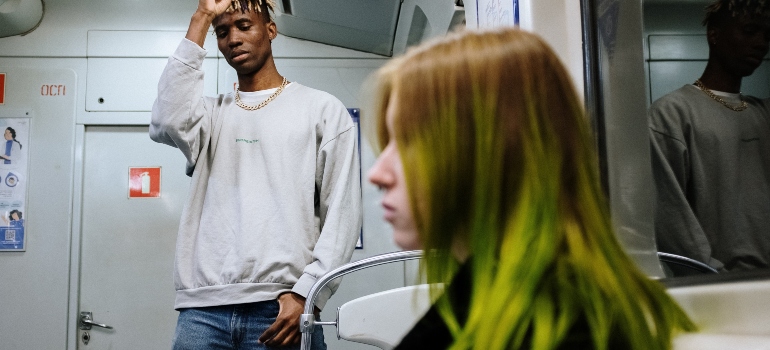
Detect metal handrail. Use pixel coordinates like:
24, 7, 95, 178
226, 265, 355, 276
299, 250, 424, 350
658, 252, 719, 275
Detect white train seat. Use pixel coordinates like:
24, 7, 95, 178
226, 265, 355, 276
335, 284, 434, 349
299, 250, 427, 350
669, 277, 770, 349
300, 251, 770, 349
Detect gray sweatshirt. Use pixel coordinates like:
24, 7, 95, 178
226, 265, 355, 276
649, 84, 770, 271
150, 39, 362, 309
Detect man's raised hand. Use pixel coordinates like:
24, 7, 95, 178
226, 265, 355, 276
197, 0, 231, 19
186, 0, 230, 47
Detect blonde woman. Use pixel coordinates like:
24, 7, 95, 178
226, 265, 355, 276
368, 28, 695, 349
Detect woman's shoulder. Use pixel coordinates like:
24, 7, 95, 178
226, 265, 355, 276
393, 306, 453, 350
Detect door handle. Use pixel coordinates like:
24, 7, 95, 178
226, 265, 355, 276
79, 311, 113, 330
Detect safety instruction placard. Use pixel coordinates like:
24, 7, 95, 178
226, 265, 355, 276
0, 117, 30, 251
128, 167, 161, 198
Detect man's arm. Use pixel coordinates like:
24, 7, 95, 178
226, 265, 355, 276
294, 117, 362, 305
185, 0, 230, 48
649, 109, 724, 270
149, 1, 228, 173
259, 107, 363, 347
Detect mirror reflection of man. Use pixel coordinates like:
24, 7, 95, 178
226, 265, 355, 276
649, 0, 770, 272
149, 0, 362, 348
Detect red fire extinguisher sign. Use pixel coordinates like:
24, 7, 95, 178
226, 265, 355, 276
128, 167, 161, 198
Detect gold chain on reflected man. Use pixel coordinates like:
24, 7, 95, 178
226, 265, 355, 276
694, 79, 748, 112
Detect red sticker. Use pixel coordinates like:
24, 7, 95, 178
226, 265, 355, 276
128, 167, 161, 198
0, 73, 6, 105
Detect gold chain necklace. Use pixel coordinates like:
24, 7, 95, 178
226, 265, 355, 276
235, 77, 289, 111
693, 79, 748, 112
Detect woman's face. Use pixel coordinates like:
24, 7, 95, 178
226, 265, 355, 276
4, 130, 11, 141
11, 212, 19, 221
367, 94, 421, 250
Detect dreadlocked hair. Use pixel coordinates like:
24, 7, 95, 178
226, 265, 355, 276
226, 0, 276, 22
703, 0, 770, 27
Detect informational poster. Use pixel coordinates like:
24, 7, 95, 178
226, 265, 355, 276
476, 0, 519, 27
347, 108, 364, 249
0, 117, 30, 251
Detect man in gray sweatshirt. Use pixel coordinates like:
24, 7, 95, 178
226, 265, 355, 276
649, 0, 770, 272
150, 0, 362, 348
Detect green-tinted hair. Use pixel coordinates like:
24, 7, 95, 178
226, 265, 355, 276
371, 28, 695, 349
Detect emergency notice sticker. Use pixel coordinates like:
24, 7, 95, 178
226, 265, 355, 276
128, 167, 161, 198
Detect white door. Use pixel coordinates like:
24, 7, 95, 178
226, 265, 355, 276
76, 125, 189, 349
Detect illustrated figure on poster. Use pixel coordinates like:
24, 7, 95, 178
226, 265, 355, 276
0, 127, 23, 168
0, 209, 24, 250
5, 172, 17, 187
2, 210, 23, 227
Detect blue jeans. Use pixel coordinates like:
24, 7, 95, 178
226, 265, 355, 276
172, 300, 326, 350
